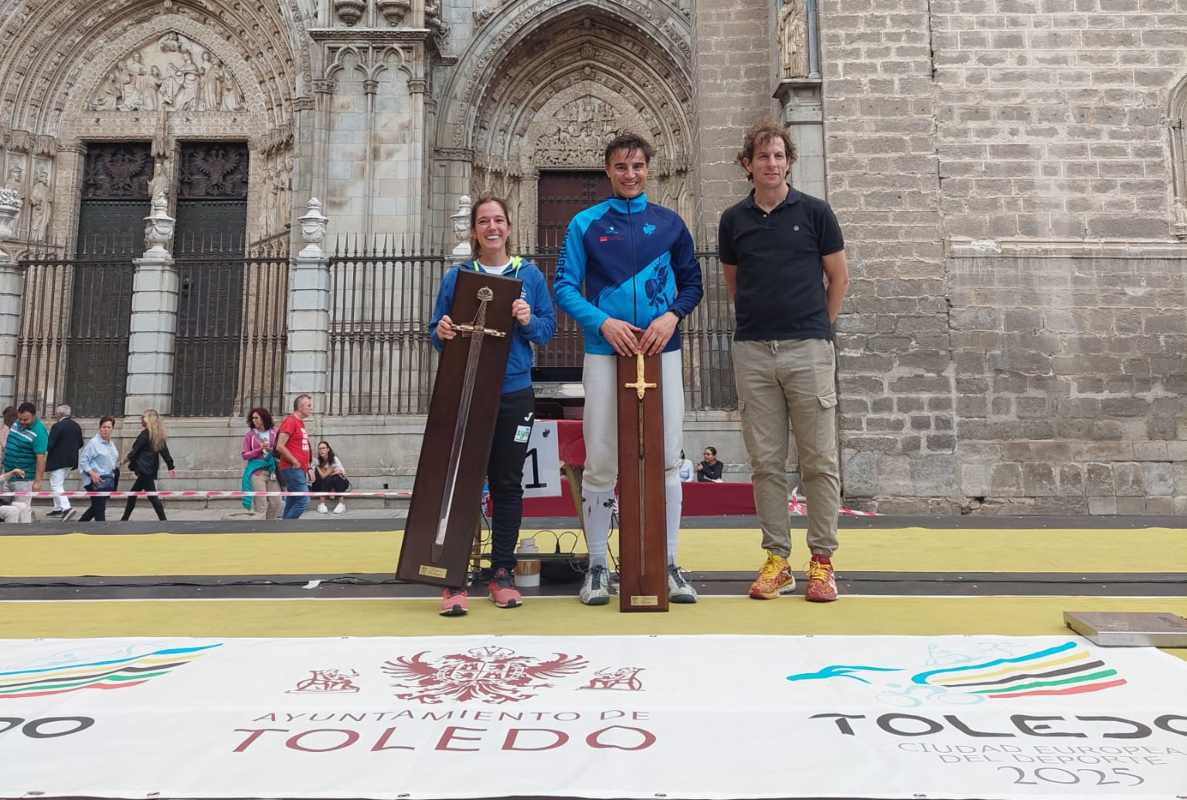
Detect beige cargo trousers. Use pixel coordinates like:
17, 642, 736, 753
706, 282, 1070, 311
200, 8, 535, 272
733, 337, 841, 558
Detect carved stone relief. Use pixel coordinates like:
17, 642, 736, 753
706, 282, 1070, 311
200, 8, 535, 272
779, 0, 809, 79
86, 33, 246, 112
534, 96, 624, 168
81, 142, 153, 199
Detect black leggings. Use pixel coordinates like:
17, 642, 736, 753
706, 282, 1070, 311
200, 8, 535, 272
487, 388, 535, 573
121, 475, 167, 521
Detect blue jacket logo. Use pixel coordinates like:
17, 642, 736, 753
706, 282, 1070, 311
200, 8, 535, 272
644, 262, 671, 311
643, 223, 656, 236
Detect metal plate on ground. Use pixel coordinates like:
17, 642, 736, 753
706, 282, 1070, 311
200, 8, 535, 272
1064, 610, 1187, 646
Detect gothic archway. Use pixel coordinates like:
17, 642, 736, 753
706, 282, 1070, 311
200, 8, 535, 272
434, 0, 695, 248
0, 0, 308, 244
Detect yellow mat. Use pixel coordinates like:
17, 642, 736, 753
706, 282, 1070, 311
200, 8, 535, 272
4, 527, 1185, 577
2, 596, 1184, 660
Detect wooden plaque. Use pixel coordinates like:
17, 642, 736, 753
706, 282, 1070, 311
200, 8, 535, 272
396, 269, 522, 588
616, 353, 669, 612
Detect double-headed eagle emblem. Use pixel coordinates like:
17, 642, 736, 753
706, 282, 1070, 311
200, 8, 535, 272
382, 646, 588, 704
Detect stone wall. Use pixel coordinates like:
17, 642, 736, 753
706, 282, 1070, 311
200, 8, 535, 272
826, 0, 1187, 513
694, 0, 779, 237
932, 0, 1177, 241
821, 0, 957, 509
949, 245, 1187, 515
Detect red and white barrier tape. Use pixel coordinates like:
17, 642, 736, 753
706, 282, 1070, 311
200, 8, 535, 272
788, 489, 877, 518
0, 489, 413, 499
1, 486, 877, 515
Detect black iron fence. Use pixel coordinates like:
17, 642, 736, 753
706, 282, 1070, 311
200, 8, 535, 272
15, 241, 136, 417
325, 242, 737, 415
15, 240, 736, 418
172, 237, 290, 417
14, 238, 289, 418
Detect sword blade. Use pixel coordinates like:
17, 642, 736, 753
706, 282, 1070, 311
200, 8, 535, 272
636, 396, 646, 577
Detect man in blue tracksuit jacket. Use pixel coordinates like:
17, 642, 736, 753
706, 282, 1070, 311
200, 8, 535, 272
429, 194, 555, 616
554, 132, 704, 606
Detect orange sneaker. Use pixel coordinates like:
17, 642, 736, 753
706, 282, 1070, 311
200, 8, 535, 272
748, 552, 796, 599
805, 555, 838, 602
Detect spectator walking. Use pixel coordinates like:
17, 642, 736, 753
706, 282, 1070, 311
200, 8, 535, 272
79, 416, 119, 522
696, 446, 725, 482
275, 394, 314, 519
0, 467, 33, 523
312, 440, 349, 514
46, 404, 83, 520
120, 409, 176, 521
240, 407, 280, 519
4, 402, 48, 503
0, 407, 16, 453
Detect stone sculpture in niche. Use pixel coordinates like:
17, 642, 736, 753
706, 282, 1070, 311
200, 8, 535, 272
28, 170, 51, 241
88, 33, 245, 112
779, 0, 809, 79
4, 165, 24, 231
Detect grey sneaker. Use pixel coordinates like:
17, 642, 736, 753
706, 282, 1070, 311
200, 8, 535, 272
668, 564, 698, 604
580, 565, 611, 605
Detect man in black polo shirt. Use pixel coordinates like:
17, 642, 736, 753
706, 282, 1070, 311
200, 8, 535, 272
718, 119, 850, 603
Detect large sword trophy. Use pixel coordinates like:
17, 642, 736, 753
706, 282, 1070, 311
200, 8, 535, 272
397, 270, 521, 588
615, 350, 669, 612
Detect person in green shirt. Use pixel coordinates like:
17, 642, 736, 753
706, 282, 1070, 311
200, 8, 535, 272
3, 402, 48, 500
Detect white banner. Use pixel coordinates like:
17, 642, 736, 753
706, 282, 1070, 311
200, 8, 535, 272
1, 635, 1185, 799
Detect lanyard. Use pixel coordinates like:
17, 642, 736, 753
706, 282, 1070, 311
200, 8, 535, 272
470, 256, 522, 278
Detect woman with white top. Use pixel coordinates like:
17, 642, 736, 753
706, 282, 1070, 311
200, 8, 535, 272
311, 440, 349, 514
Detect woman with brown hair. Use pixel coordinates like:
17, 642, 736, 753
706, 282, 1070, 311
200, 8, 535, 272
121, 409, 176, 521
428, 194, 556, 616
240, 406, 280, 518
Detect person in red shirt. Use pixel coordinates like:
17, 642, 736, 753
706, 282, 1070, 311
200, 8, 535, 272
274, 394, 313, 519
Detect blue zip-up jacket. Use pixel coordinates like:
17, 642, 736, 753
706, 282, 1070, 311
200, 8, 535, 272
554, 194, 703, 356
429, 257, 556, 395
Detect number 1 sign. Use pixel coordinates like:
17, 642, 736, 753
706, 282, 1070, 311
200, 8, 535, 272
522, 420, 561, 498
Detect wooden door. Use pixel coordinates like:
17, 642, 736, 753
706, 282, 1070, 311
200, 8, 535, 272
171, 142, 249, 416
65, 142, 151, 416
534, 171, 609, 382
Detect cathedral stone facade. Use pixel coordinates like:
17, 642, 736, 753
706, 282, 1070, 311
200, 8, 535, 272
0, 0, 1184, 514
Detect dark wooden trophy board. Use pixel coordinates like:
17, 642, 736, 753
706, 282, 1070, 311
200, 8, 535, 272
396, 269, 521, 588
616, 352, 669, 612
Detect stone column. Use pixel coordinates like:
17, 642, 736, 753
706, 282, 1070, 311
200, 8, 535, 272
285, 198, 331, 410
124, 196, 179, 416
0, 189, 24, 407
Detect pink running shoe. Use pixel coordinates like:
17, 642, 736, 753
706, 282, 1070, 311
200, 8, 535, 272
488, 567, 523, 609
439, 587, 468, 616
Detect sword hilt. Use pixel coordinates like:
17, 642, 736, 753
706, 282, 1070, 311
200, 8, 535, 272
455, 323, 506, 337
